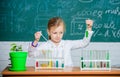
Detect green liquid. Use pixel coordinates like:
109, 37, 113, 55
86, 31, 88, 38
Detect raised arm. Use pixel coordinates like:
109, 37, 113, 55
71, 19, 94, 49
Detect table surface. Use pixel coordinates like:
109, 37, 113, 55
2, 66, 120, 76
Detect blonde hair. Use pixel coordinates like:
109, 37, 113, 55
47, 17, 65, 39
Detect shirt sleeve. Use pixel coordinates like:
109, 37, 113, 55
70, 30, 94, 49
28, 46, 37, 58
28, 42, 48, 58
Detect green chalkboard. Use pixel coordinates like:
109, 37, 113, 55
0, 0, 120, 42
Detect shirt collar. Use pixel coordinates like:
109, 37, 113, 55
48, 40, 64, 48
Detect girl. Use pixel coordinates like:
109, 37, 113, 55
28, 17, 93, 66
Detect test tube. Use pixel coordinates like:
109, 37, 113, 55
81, 57, 84, 68
90, 50, 92, 68
48, 50, 51, 59
36, 61, 38, 67
56, 60, 58, 68
106, 50, 110, 68
61, 59, 64, 68
86, 30, 88, 38
48, 60, 52, 67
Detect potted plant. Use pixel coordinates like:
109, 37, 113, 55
9, 43, 28, 71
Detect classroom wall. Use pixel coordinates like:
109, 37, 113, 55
0, 42, 120, 72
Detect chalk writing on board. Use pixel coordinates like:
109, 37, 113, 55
70, 17, 86, 35
0, 0, 120, 41
95, 29, 120, 38
72, 10, 103, 18
37, 0, 48, 14
93, 21, 120, 38
105, 7, 120, 16
79, 0, 93, 3
57, 0, 78, 12
34, 15, 48, 31
71, 4, 120, 39
109, 0, 120, 5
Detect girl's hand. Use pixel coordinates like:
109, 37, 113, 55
31, 31, 41, 47
34, 31, 42, 42
86, 19, 93, 31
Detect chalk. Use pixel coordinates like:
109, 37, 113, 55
40, 31, 48, 41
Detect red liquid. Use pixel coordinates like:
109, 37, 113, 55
36, 61, 38, 67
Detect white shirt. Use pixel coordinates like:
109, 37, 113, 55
28, 30, 93, 66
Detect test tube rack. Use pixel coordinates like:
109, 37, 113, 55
35, 58, 64, 70
80, 50, 111, 71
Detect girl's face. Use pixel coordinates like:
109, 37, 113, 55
48, 23, 64, 44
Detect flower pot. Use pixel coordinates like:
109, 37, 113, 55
9, 51, 28, 71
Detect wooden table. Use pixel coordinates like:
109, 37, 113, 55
2, 66, 120, 77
